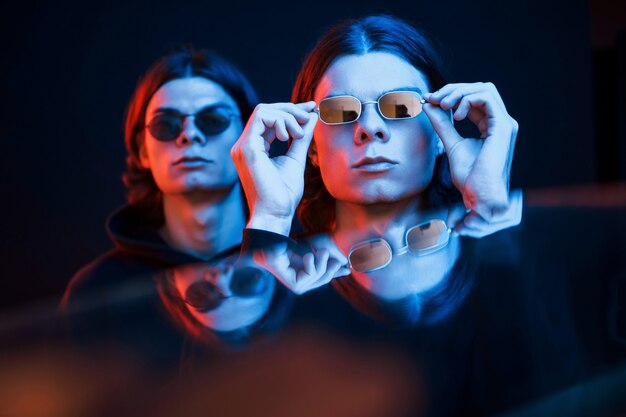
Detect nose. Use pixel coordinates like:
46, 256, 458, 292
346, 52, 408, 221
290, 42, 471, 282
176, 115, 207, 146
204, 265, 234, 297
353, 103, 390, 145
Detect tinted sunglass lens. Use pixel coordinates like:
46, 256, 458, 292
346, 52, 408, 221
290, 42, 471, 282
184, 281, 221, 311
230, 266, 270, 296
149, 114, 183, 142
378, 92, 424, 119
319, 97, 361, 124
406, 220, 449, 253
349, 240, 392, 273
196, 108, 233, 135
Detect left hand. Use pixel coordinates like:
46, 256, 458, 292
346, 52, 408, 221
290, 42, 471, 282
251, 237, 349, 295
422, 82, 518, 221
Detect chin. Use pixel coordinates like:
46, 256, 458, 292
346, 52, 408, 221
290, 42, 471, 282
342, 188, 424, 205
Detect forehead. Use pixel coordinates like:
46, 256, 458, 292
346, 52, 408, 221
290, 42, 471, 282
314, 52, 429, 101
146, 76, 237, 116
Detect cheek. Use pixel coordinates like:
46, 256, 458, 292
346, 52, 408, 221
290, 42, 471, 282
398, 121, 438, 177
314, 125, 352, 166
145, 139, 173, 163
313, 126, 353, 188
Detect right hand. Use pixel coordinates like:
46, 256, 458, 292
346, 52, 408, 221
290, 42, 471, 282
231, 102, 318, 235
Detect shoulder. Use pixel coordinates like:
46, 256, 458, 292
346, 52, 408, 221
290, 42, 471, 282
60, 248, 162, 311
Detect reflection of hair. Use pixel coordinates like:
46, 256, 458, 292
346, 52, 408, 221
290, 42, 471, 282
332, 238, 476, 327
123, 46, 258, 222
291, 15, 461, 235
155, 267, 294, 350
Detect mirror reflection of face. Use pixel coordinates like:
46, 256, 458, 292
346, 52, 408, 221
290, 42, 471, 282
312, 52, 440, 205
141, 77, 243, 195
171, 262, 275, 332
350, 230, 460, 301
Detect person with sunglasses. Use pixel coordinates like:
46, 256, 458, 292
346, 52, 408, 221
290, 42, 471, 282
60, 47, 302, 358
231, 15, 522, 299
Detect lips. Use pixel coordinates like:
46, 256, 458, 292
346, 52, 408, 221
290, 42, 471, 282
173, 156, 213, 165
351, 156, 398, 170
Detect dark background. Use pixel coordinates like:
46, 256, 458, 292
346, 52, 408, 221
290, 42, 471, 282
0, 0, 624, 311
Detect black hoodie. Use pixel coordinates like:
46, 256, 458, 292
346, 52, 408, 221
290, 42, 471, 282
59, 204, 241, 366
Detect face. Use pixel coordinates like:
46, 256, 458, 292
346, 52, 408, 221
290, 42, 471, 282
312, 52, 439, 205
141, 77, 243, 195
171, 261, 275, 332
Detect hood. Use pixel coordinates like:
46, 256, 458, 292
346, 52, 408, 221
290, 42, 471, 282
105, 205, 239, 267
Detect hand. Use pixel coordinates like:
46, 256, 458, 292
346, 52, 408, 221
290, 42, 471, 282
231, 102, 318, 235
447, 190, 523, 238
252, 237, 350, 295
422, 82, 518, 221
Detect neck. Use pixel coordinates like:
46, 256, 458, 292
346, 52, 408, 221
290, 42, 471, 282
160, 183, 246, 260
333, 194, 438, 253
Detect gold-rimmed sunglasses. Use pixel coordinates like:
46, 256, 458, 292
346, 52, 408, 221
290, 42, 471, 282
347, 219, 452, 273
316, 91, 426, 125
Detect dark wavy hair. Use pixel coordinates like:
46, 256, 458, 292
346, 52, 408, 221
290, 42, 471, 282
291, 15, 461, 235
123, 46, 258, 223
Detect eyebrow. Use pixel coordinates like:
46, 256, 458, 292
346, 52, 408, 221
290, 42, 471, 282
324, 86, 424, 100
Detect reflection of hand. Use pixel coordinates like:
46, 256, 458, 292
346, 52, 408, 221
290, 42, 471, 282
231, 102, 318, 236
252, 237, 349, 295
423, 82, 518, 222
448, 190, 523, 238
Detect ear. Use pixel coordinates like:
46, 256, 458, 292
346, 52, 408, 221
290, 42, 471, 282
307, 140, 319, 168
138, 137, 151, 169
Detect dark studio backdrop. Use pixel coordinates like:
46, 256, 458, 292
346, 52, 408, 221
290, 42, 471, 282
0, 0, 623, 311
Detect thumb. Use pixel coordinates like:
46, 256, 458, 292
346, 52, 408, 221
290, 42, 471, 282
422, 103, 463, 154
286, 111, 318, 163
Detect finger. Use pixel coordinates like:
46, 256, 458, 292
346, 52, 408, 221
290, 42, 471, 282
447, 203, 469, 230
422, 103, 463, 153
268, 102, 315, 123
301, 252, 316, 276
334, 267, 351, 278
282, 113, 305, 139
457, 91, 504, 122
307, 234, 348, 265
425, 83, 466, 103
313, 249, 330, 273
285, 111, 318, 163
452, 95, 472, 121
318, 258, 343, 284
428, 82, 506, 113
260, 127, 276, 144
295, 101, 317, 113
237, 107, 278, 154
452, 212, 489, 237
271, 118, 290, 142
306, 258, 342, 291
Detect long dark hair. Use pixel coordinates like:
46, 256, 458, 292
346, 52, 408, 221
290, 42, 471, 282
123, 46, 258, 222
291, 15, 461, 235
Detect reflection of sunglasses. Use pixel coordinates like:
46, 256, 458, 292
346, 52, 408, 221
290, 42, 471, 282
183, 266, 270, 312
316, 91, 426, 125
145, 106, 239, 142
347, 219, 451, 273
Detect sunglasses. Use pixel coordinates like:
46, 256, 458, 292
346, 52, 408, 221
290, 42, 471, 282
145, 106, 240, 142
316, 91, 426, 125
347, 219, 451, 273
182, 266, 271, 312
